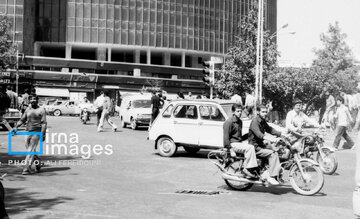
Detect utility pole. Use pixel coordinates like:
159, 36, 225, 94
255, 0, 263, 108
13, 0, 19, 95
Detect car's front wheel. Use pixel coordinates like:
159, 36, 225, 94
53, 110, 61, 117
157, 136, 177, 157
130, 118, 137, 130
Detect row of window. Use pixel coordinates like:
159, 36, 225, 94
163, 104, 225, 121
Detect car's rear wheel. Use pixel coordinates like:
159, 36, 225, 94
183, 146, 200, 154
53, 110, 61, 117
157, 137, 177, 157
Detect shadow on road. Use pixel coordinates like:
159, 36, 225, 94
218, 184, 327, 196
5, 187, 73, 216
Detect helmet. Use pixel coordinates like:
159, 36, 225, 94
304, 136, 315, 145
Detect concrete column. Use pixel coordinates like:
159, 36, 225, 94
97, 47, 107, 61
147, 49, 151, 64
108, 47, 112, 62
135, 50, 140, 63
23, 0, 36, 55
134, 68, 141, 77
65, 44, 72, 59
164, 52, 171, 66
181, 51, 186, 67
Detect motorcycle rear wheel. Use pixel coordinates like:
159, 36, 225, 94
224, 161, 253, 191
289, 160, 324, 196
316, 148, 338, 175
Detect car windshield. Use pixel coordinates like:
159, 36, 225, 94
53, 101, 64, 106
132, 100, 151, 108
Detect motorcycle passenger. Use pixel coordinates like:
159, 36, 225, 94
223, 103, 258, 178
79, 97, 92, 121
248, 104, 283, 185
285, 98, 319, 136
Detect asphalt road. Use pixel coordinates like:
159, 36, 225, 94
0, 116, 357, 218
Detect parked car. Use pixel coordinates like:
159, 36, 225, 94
45, 100, 80, 116
1, 108, 21, 129
148, 99, 252, 157
118, 94, 152, 130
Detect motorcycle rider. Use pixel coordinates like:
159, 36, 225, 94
248, 104, 283, 185
285, 98, 319, 135
223, 103, 258, 178
79, 97, 92, 122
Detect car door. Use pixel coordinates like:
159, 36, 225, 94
65, 101, 76, 114
198, 104, 226, 148
172, 104, 199, 145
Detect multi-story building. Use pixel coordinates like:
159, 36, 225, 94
0, 0, 277, 101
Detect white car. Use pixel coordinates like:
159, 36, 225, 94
118, 94, 152, 130
148, 99, 251, 157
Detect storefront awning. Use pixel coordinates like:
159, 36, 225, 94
35, 87, 70, 97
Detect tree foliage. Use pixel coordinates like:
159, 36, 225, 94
312, 22, 355, 73
264, 22, 359, 116
0, 16, 17, 71
214, 9, 279, 98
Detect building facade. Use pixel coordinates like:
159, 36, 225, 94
0, 0, 277, 101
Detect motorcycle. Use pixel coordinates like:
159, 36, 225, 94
80, 108, 90, 124
290, 129, 337, 175
208, 137, 324, 196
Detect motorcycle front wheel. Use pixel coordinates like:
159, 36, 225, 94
316, 148, 338, 175
224, 161, 253, 191
289, 160, 324, 196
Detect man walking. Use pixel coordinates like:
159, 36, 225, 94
94, 91, 105, 127
0, 85, 12, 131
20, 89, 30, 114
223, 104, 257, 178
332, 96, 354, 150
150, 90, 164, 126
97, 91, 117, 132
6, 85, 18, 109
13, 95, 47, 175
245, 91, 256, 118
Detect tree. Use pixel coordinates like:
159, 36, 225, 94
0, 16, 17, 71
312, 21, 355, 73
214, 9, 279, 98
264, 22, 359, 118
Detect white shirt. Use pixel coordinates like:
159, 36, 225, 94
335, 104, 353, 127
245, 94, 255, 107
286, 110, 318, 132
231, 94, 243, 105
94, 94, 104, 109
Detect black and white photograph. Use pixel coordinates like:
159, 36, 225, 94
0, 0, 359, 218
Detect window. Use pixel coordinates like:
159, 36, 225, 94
162, 104, 174, 118
173, 105, 198, 119
199, 105, 225, 121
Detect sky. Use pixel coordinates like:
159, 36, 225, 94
277, 0, 360, 67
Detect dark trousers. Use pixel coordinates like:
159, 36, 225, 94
318, 107, 326, 124
96, 109, 103, 126
151, 108, 160, 124
333, 126, 354, 148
